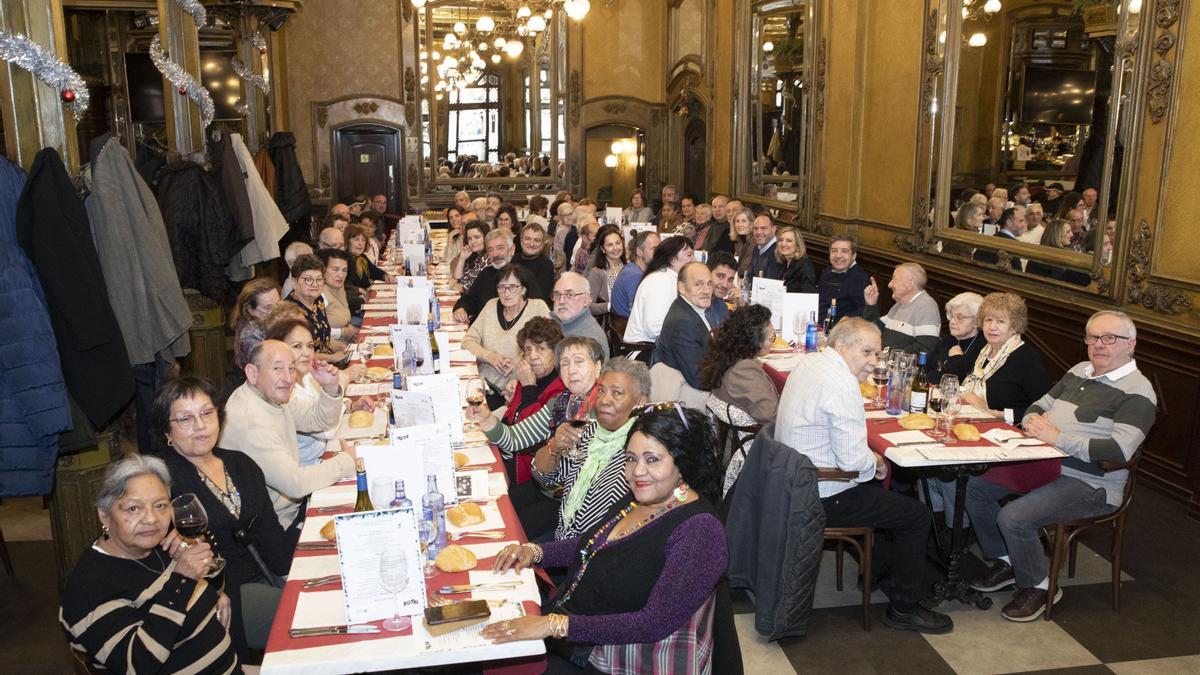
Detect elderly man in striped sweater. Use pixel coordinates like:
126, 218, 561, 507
965, 310, 1157, 621
862, 262, 941, 355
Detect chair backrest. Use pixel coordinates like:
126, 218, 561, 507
1100, 448, 1144, 518
649, 362, 686, 402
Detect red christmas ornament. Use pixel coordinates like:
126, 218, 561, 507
178, 86, 188, 95
60, 89, 76, 102
258, 46, 267, 54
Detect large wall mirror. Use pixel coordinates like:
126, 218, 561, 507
918, 0, 1146, 294
413, 1, 568, 199
734, 0, 817, 215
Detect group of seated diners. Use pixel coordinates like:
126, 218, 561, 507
60, 187, 1157, 674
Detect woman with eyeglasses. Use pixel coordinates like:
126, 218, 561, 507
959, 292, 1051, 425
482, 405, 731, 674
154, 376, 292, 660
461, 265, 552, 408
466, 348, 649, 542
925, 292, 986, 383
284, 254, 346, 364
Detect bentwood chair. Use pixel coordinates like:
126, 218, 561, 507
0, 526, 12, 574
817, 468, 876, 631
1043, 450, 1143, 621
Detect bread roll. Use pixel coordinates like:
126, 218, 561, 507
435, 544, 478, 573
366, 366, 392, 381
953, 423, 981, 442
454, 451, 470, 468
348, 410, 375, 428
898, 413, 935, 430
446, 502, 485, 528
320, 519, 336, 541
374, 344, 394, 357
860, 381, 878, 399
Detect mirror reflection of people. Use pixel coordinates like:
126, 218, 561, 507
62, 455, 239, 673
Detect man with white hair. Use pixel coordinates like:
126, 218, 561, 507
316, 227, 344, 251
1018, 202, 1046, 244
552, 272, 609, 359
221, 340, 355, 530
862, 262, 940, 354
967, 310, 1156, 622
453, 230, 515, 324
778, 318, 953, 634
455, 191, 472, 211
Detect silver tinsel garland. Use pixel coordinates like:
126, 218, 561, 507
231, 57, 270, 96
174, 0, 207, 28
150, 35, 214, 129
0, 30, 89, 121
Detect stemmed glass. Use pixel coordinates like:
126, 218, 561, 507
171, 494, 226, 578
871, 360, 890, 408
417, 519, 437, 578
938, 375, 961, 439
371, 478, 393, 511
356, 346, 370, 384
791, 313, 806, 349
464, 377, 486, 431
378, 547, 411, 632
561, 396, 590, 461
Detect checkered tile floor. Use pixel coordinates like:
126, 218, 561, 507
733, 486, 1200, 674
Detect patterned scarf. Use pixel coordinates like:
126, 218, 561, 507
561, 416, 636, 531
963, 334, 1024, 405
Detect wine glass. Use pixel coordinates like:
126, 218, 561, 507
871, 361, 890, 407
171, 494, 226, 578
356, 346, 370, 384
939, 375, 961, 438
561, 395, 590, 461
378, 548, 412, 632
417, 519, 437, 578
791, 313, 806, 349
371, 477, 393, 511
464, 377, 486, 430
927, 386, 947, 440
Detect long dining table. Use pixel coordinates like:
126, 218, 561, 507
260, 225, 547, 674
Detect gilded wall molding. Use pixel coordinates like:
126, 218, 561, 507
403, 68, 417, 125
814, 38, 827, 130
919, 9, 943, 125
1127, 220, 1193, 315
568, 70, 581, 127
1147, 0, 1182, 124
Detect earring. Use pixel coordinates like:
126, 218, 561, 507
101, 524, 110, 540
166, 438, 175, 448
673, 482, 690, 503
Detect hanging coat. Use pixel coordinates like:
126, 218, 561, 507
0, 156, 71, 496
15, 148, 134, 427
267, 131, 312, 238
226, 133, 289, 281
212, 132, 256, 251
86, 137, 192, 365
156, 160, 236, 303
253, 146, 277, 206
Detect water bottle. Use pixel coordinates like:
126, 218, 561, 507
422, 474, 447, 557
885, 370, 905, 416
389, 480, 413, 509
804, 311, 819, 352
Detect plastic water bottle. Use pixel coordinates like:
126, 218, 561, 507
422, 474, 447, 557
885, 371, 905, 416
804, 311, 819, 352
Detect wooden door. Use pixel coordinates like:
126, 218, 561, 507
333, 123, 402, 212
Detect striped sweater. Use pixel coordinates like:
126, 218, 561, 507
60, 546, 239, 674
1024, 359, 1157, 506
862, 290, 941, 354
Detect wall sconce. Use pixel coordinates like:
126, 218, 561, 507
967, 32, 987, 47
604, 154, 618, 168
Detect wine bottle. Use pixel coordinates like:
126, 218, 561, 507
823, 298, 838, 334
389, 480, 412, 509
422, 474, 447, 557
910, 352, 930, 413
353, 458, 374, 512
428, 314, 442, 373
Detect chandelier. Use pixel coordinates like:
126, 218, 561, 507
418, 1, 591, 100
961, 0, 1001, 48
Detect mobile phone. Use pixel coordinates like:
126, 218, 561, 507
424, 599, 491, 625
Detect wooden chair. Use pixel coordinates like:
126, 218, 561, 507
0, 526, 12, 575
714, 417, 761, 468
70, 646, 103, 675
605, 314, 655, 359
817, 468, 875, 631
1043, 451, 1142, 621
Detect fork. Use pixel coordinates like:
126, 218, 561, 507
449, 530, 505, 540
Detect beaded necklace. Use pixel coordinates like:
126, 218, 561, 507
197, 464, 242, 519
556, 497, 684, 607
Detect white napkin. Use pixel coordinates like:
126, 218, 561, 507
446, 501, 505, 533
454, 445, 495, 466
309, 484, 357, 508
291, 590, 349, 630
299, 515, 334, 543
468, 568, 539, 605
288, 554, 341, 580
880, 430, 938, 445
461, 540, 519, 560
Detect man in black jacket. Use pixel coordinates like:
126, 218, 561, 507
452, 230, 515, 324
514, 222, 554, 304
655, 263, 716, 400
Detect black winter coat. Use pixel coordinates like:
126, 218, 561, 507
725, 423, 825, 640
156, 161, 236, 303
15, 148, 134, 427
268, 132, 312, 237
211, 133, 255, 250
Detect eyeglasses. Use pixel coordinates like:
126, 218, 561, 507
497, 283, 523, 293
638, 401, 690, 429
946, 313, 975, 322
1084, 334, 1131, 346
170, 407, 218, 430
552, 291, 587, 301
299, 275, 324, 286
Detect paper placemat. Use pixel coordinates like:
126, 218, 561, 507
460, 540, 519, 560
291, 589, 349, 630
299, 515, 334, 543
309, 484, 357, 508
446, 501, 504, 533
468, 569, 539, 605
880, 430, 937, 445
288, 554, 342, 580
453, 445, 495, 466
338, 409, 388, 440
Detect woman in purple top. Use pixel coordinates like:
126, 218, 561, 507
483, 404, 728, 673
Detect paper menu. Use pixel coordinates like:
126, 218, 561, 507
751, 277, 786, 330
332, 508, 426, 624
622, 223, 656, 245
391, 389, 435, 429
395, 279, 434, 325
605, 206, 624, 225
391, 324, 435, 375
406, 373, 466, 442
780, 293, 820, 344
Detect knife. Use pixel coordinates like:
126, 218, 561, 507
289, 624, 380, 638
296, 541, 338, 551
436, 581, 523, 594
310, 505, 352, 514
890, 440, 942, 447
301, 575, 342, 589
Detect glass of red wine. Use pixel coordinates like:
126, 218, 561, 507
171, 493, 226, 578
464, 377, 486, 430
561, 396, 590, 460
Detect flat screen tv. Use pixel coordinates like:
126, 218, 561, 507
1020, 66, 1097, 125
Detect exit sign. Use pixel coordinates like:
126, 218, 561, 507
359, 153, 370, 163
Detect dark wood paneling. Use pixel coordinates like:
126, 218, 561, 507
808, 243, 1200, 517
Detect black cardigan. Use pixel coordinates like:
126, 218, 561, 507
514, 252, 554, 303
973, 343, 1052, 423
348, 253, 387, 289
781, 256, 818, 294
163, 448, 294, 655
926, 332, 986, 384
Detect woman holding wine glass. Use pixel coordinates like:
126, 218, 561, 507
61, 455, 240, 673
154, 376, 293, 658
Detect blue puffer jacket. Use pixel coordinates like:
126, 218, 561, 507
0, 156, 70, 496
